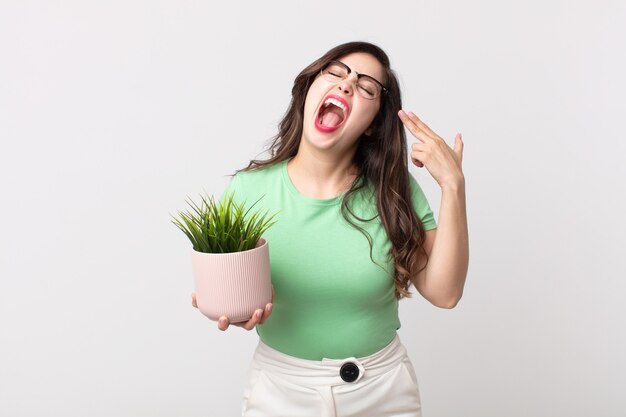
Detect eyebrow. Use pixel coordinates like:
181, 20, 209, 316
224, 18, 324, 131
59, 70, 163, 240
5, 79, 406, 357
337, 60, 376, 79
335, 60, 386, 88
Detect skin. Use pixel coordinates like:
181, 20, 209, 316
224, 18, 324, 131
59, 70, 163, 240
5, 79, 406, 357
191, 290, 273, 331
398, 111, 467, 308
288, 52, 384, 199
192, 52, 469, 328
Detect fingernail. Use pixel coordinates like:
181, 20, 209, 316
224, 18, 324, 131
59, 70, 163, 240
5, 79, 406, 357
267, 304, 273, 313
398, 110, 405, 116
256, 310, 262, 318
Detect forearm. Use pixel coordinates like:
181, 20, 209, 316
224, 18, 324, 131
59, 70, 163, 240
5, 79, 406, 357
424, 180, 469, 308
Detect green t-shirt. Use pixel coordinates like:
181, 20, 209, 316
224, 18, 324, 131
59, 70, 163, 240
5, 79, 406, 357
222, 159, 437, 360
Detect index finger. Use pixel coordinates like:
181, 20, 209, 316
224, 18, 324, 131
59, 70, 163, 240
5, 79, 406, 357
405, 112, 441, 141
398, 110, 431, 143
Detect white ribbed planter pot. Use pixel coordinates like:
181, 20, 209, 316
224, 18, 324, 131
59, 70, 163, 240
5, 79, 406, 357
191, 238, 272, 323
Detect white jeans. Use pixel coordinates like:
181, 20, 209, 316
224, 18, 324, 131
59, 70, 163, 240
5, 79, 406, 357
241, 334, 422, 417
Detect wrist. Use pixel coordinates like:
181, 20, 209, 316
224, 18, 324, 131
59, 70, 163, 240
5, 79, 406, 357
440, 176, 465, 192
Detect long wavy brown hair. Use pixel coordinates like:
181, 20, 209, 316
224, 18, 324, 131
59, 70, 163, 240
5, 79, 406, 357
240, 41, 429, 299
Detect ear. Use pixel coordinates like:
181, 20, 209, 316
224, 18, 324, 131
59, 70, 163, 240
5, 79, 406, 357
364, 126, 373, 136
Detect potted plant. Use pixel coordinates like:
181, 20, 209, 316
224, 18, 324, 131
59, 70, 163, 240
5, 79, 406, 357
171, 192, 277, 323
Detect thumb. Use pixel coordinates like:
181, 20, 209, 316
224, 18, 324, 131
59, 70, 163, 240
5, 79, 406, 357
454, 133, 463, 164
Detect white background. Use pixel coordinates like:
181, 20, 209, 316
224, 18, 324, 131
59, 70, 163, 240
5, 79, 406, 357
1, 1, 625, 416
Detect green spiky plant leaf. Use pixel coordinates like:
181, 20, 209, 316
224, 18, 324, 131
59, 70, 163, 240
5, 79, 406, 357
171, 193, 278, 253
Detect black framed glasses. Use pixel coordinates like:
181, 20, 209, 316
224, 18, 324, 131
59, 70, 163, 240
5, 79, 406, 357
320, 60, 387, 100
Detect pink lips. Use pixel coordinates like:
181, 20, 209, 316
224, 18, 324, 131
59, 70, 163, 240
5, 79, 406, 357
314, 94, 350, 133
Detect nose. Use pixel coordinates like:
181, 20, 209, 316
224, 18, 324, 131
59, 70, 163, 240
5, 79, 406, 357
337, 73, 358, 95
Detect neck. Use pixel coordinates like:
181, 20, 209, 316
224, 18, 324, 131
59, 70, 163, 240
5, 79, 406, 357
287, 148, 359, 200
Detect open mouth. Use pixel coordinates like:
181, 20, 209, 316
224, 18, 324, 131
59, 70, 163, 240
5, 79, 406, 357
315, 95, 349, 132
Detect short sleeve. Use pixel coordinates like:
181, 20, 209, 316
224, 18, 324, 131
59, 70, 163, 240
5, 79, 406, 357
409, 175, 437, 231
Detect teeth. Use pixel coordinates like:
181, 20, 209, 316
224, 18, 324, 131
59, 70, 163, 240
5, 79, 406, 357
323, 97, 347, 114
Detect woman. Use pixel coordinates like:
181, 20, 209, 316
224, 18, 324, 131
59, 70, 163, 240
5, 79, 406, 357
192, 41, 468, 417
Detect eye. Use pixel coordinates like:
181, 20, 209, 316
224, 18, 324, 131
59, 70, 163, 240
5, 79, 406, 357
359, 85, 374, 96
357, 79, 378, 98
323, 63, 347, 79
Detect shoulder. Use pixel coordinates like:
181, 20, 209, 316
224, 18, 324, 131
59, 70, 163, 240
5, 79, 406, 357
407, 174, 437, 230
232, 162, 283, 188
407, 174, 430, 205
408, 173, 425, 194
222, 161, 285, 202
